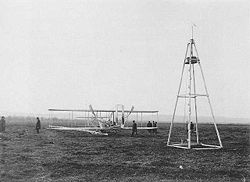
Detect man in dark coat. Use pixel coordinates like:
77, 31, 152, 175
36, 117, 41, 134
147, 121, 152, 134
190, 122, 194, 132
153, 121, 157, 135
131, 120, 137, 137
0, 116, 6, 132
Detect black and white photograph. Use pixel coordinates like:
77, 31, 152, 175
0, 0, 249, 181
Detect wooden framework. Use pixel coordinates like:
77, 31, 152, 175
167, 37, 223, 150
48, 106, 159, 128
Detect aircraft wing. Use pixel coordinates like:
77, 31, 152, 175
76, 116, 110, 119
122, 127, 158, 130
48, 108, 116, 113
48, 108, 158, 113
48, 109, 91, 112
47, 125, 108, 135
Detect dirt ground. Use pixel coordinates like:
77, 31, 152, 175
0, 120, 249, 182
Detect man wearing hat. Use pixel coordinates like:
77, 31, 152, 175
0, 116, 5, 132
36, 117, 41, 133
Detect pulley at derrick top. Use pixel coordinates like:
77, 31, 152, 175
185, 56, 199, 64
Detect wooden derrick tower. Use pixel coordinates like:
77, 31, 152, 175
167, 34, 223, 150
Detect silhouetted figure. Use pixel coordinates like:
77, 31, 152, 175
190, 122, 194, 132
122, 116, 125, 125
153, 121, 157, 135
36, 117, 41, 134
187, 121, 195, 133
0, 116, 6, 132
152, 121, 155, 135
147, 121, 152, 134
131, 120, 137, 136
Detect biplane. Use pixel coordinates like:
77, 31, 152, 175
48, 104, 159, 135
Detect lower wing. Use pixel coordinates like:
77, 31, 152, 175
47, 125, 108, 135
122, 127, 158, 130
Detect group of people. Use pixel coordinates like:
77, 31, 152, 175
147, 121, 158, 135
0, 116, 41, 134
131, 120, 158, 137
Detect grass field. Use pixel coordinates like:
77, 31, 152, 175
0, 119, 249, 181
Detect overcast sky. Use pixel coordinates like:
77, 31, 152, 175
0, 0, 249, 119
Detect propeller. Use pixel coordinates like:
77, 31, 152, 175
125, 105, 134, 118
89, 105, 97, 118
89, 105, 108, 125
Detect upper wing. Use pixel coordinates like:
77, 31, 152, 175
47, 125, 108, 135
48, 108, 158, 113
48, 109, 91, 112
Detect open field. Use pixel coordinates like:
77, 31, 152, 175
0, 119, 249, 181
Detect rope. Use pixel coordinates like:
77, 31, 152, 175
183, 67, 189, 125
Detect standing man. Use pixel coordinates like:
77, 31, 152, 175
153, 121, 157, 135
0, 116, 6, 132
147, 121, 152, 134
152, 121, 155, 135
36, 117, 41, 134
190, 122, 194, 132
131, 120, 137, 137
